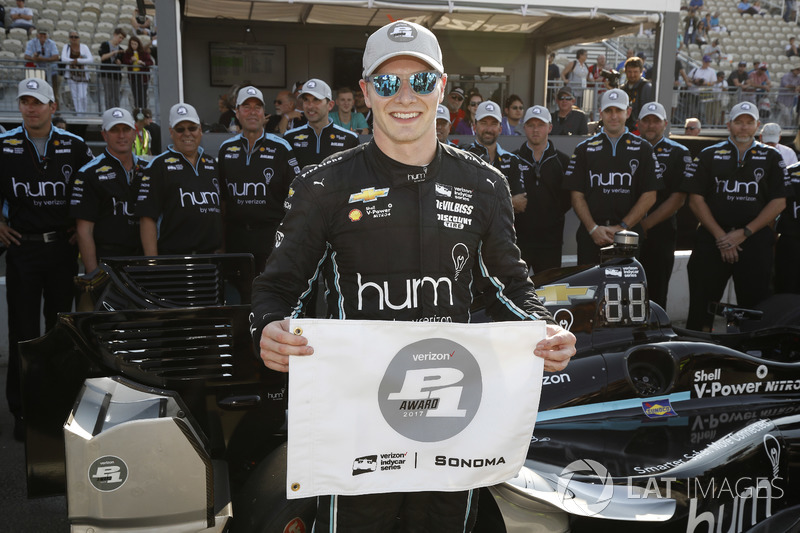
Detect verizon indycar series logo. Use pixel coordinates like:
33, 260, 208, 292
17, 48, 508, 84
378, 338, 481, 442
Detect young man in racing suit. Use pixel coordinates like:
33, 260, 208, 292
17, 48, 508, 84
250, 20, 577, 533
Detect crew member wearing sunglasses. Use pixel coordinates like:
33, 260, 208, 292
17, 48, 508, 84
251, 20, 577, 532
550, 86, 588, 136
136, 103, 223, 255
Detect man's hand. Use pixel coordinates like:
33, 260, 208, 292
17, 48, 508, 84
535, 324, 577, 372
259, 319, 314, 372
591, 225, 616, 246
0, 221, 21, 247
511, 193, 528, 213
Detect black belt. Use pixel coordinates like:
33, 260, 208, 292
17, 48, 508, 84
19, 230, 68, 243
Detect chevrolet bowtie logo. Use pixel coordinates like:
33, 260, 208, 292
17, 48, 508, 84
535, 284, 595, 305
348, 187, 389, 203
97, 165, 112, 172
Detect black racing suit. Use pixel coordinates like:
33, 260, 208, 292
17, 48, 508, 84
638, 136, 691, 309
776, 162, 800, 293
464, 140, 524, 196
250, 140, 553, 533
218, 131, 301, 272
0, 125, 93, 419
681, 138, 791, 330
514, 140, 571, 274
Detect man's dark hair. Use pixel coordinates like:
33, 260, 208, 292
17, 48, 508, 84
625, 57, 644, 71
113, 27, 126, 37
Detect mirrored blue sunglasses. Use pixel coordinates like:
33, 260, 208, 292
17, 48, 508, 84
366, 71, 442, 97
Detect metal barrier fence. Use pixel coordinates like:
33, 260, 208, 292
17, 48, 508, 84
0, 59, 159, 122
546, 81, 800, 131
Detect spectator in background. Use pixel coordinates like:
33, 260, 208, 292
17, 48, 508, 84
709, 11, 727, 33
687, 55, 717, 120
131, 8, 153, 36
738, 1, 762, 15
703, 38, 723, 64
551, 87, 588, 135
689, 0, 704, 14
785, 0, 797, 23
217, 93, 237, 132
616, 48, 635, 71
330, 86, 369, 134
706, 70, 729, 124
122, 36, 154, 110
98, 28, 127, 109
778, 66, 800, 123
684, 117, 702, 135
787, 36, 799, 57
561, 48, 589, 107
443, 86, 466, 130
23, 28, 59, 84
622, 56, 654, 131
501, 94, 524, 135
682, 12, 701, 50
435, 104, 454, 145
761, 123, 798, 165
728, 61, 750, 96
454, 91, 483, 135
61, 31, 93, 114
9, 0, 35, 36
352, 88, 373, 133
588, 54, 610, 88
547, 52, 560, 107
132, 107, 151, 156
53, 115, 66, 129
143, 108, 161, 153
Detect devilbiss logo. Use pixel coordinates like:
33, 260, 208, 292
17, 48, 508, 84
378, 338, 482, 442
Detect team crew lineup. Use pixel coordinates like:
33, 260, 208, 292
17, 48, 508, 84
1, 17, 797, 478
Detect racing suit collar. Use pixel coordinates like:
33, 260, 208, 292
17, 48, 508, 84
365, 140, 442, 187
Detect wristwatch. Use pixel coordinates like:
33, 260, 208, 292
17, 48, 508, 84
619, 221, 630, 230
743, 226, 753, 238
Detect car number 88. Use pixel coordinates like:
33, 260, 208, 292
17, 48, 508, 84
603, 283, 647, 324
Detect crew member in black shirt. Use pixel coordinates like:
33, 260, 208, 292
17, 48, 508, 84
465, 101, 525, 193
776, 162, 800, 293
137, 103, 222, 255
682, 101, 791, 330
0, 78, 93, 440
563, 88, 662, 265
636, 102, 691, 309
514, 105, 571, 273
219, 86, 301, 272
71, 107, 144, 273
283, 79, 359, 170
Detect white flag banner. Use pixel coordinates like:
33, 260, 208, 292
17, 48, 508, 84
286, 318, 546, 499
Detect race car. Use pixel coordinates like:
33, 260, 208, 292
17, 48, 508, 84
20, 235, 800, 532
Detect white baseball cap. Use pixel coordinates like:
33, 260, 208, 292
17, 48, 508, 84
18, 78, 54, 104
523, 105, 552, 124
475, 101, 501, 123
638, 101, 667, 121
363, 20, 444, 78
436, 104, 451, 123
299, 79, 332, 101
169, 103, 201, 128
601, 89, 629, 111
102, 107, 135, 131
729, 101, 759, 121
236, 86, 264, 107
761, 122, 781, 143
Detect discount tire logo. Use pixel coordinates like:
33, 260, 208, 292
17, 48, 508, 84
378, 338, 482, 442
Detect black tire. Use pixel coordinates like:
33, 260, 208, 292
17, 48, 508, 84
231, 442, 316, 533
